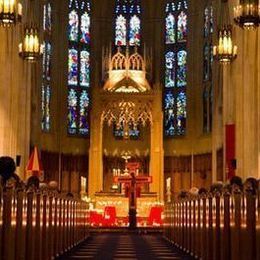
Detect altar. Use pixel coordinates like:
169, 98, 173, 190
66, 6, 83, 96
89, 161, 163, 227
91, 192, 163, 227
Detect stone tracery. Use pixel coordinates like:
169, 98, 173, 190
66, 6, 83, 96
101, 99, 153, 129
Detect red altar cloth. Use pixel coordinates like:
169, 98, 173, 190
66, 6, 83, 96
148, 206, 163, 226
90, 211, 103, 226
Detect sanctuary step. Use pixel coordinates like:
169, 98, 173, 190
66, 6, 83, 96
57, 233, 194, 260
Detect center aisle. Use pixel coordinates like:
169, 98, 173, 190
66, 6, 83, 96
57, 233, 194, 260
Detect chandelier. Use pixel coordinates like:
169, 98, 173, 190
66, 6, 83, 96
213, 26, 237, 63
19, 27, 43, 62
234, 0, 260, 29
213, 0, 237, 64
19, 0, 43, 62
0, 0, 22, 26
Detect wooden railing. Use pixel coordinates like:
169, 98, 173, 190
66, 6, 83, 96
0, 185, 90, 260
164, 189, 260, 260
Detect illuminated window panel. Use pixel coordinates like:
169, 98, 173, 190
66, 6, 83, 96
68, 0, 91, 136
204, 5, 214, 37
166, 13, 175, 44
69, 10, 79, 42
79, 90, 90, 135
43, 3, 51, 32
164, 0, 188, 137
41, 2, 52, 132
68, 48, 78, 86
42, 42, 51, 81
80, 50, 90, 87
177, 11, 187, 42
68, 89, 78, 135
164, 91, 175, 136
114, 0, 141, 47
80, 12, 90, 44
203, 4, 213, 133
129, 15, 141, 46
113, 123, 140, 140
115, 15, 127, 46
165, 51, 175, 88
203, 44, 209, 81
176, 91, 186, 135
177, 50, 187, 87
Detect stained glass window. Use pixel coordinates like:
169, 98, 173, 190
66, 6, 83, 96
177, 50, 187, 87
114, 123, 140, 140
166, 13, 175, 44
68, 89, 78, 134
203, 44, 209, 81
69, 10, 79, 41
177, 11, 187, 42
204, 5, 213, 37
129, 15, 141, 46
68, 0, 91, 136
41, 1, 52, 132
68, 48, 78, 86
164, 91, 175, 136
80, 12, 90, 44
79, 90, 90, 135
43, 3, 51, 32
115, 15, 127, 46
164, 0, 188, 137
115, 0, 141, 46
165, 51, 175, 88
176, 91, 186, 134
80, 50, 90, 87
203, 4, 213, 133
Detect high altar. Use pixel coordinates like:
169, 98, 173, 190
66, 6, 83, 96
87, 47, 164, 223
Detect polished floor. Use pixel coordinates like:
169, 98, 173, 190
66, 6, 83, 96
57, 233, 194, 260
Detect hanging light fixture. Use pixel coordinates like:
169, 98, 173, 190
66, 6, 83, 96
19, 26, 43, 61
213, 0, 238, 64
0, 0, 22, 26
213, 26, 238, 63
19, 0, 43, 62
234, 0, 260, 29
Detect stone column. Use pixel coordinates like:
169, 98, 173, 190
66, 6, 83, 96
234, 29, 259, 180
88, 109, 103, 198
0, 25, 31, 179
149, 93, 164, 201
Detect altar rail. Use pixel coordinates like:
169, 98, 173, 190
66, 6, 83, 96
164, 190, 260, 260
0, 185, 89, 260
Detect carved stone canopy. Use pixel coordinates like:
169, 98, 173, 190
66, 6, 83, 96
103, 47, 151, 93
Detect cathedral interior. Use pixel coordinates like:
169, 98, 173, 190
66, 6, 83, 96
0, 0, 259, 259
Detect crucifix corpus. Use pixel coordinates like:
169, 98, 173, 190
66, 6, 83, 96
113, 163, 152, 229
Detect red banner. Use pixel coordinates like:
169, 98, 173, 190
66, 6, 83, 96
225, 124, 236, 179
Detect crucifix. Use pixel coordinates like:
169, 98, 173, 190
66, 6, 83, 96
113, 167, 152, 229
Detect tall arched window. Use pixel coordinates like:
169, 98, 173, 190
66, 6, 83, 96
68, 0, 91, 136
115, 0, 141, 47
203, 4, 213, 133
164, 0, 188, 137
41, 1, 52, 132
